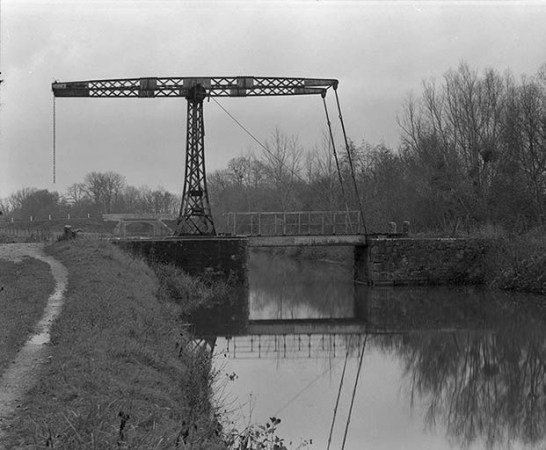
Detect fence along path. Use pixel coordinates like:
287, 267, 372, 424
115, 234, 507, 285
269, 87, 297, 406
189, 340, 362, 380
0, 227, 104, 242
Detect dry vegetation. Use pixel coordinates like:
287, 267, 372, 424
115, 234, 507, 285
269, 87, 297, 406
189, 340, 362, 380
1, 240, 225, 449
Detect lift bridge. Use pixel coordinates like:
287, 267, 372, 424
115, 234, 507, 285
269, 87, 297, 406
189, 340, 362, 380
52, 76, 360, 237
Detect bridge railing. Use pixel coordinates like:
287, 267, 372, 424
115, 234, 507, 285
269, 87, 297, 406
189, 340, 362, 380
223, 211, 364, 236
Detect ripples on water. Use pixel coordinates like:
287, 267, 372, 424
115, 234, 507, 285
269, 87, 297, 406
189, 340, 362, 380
193, 249, 546, 450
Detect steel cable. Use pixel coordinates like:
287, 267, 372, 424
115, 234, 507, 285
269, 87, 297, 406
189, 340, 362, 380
326, 346, 350, 450
341, 334, 368, 450
334, 88, 367, 235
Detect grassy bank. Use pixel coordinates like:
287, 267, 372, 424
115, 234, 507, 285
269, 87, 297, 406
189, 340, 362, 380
0, 257, 54, 374
489, 229, 546, 295
1, 241, 225, 449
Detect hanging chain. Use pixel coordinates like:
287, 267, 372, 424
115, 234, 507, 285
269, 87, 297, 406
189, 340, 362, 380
52, 94, 56, 184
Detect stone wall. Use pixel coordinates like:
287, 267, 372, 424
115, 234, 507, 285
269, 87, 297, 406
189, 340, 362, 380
355, 238, 490, 286
113, 237, 248, 283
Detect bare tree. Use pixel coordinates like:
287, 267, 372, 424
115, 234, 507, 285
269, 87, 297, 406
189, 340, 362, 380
83, 171, 126, 213
262, 128, 303, 211
65, 183, 88, 207
505, 76, 546, 222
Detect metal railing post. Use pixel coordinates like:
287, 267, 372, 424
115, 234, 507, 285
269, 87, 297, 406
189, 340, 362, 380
322, 212, 325, 234
358, 210, 362, 234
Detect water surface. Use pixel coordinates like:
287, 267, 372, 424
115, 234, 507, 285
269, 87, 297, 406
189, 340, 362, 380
198, 249, 546, 450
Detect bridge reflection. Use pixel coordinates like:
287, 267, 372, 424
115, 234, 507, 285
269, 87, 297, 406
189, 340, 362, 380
190, 283, 522, 359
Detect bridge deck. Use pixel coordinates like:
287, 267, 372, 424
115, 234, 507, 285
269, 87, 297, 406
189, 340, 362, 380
247, 234, 367, 247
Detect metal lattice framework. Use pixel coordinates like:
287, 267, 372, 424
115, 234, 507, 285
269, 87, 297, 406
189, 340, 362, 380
52, 76, 338, 235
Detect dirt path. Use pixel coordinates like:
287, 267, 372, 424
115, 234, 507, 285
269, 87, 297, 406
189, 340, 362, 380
0, 243, 68, 437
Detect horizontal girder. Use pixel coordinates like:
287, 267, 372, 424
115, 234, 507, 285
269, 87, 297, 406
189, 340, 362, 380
52, 76, 338, 98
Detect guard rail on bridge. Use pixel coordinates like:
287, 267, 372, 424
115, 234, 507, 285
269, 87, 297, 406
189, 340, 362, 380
223, 211, 364, 236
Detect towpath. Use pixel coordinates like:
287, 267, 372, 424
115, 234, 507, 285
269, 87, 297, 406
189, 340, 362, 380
0, 243, 68, 438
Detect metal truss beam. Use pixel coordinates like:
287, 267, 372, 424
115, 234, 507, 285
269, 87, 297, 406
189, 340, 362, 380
52, 76, 338, 98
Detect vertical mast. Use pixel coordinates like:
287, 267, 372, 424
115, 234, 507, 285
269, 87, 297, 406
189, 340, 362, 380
175, 84, 215, 235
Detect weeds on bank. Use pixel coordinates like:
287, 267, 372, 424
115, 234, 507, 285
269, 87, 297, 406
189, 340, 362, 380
223, 417, 312, 450
491, 228, 546, 294
152, 263, 232, 316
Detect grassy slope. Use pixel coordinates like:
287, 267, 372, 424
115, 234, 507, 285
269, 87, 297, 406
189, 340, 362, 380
2, 241, 224, 450
491, 230, 546, 294
0, 257, 54, 373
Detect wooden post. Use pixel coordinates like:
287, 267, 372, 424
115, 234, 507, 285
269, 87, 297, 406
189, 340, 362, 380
64, 225, 72, 240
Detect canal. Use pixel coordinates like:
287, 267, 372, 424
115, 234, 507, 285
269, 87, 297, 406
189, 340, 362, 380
194, 248, 546, 450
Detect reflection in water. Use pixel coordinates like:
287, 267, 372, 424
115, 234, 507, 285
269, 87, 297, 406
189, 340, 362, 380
249, 249, 354, 320
375, 297, 546, 449
196, 250, 546, 449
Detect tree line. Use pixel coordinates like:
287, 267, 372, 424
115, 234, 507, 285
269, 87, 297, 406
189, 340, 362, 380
3, 61, 546, 233
209, 62, 546, 234
0, 172, 179, 221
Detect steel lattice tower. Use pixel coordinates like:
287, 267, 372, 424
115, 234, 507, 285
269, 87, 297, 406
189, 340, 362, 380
178, 84, 215, 234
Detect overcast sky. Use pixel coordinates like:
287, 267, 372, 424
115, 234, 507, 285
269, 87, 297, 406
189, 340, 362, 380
1, 0, 545, 198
